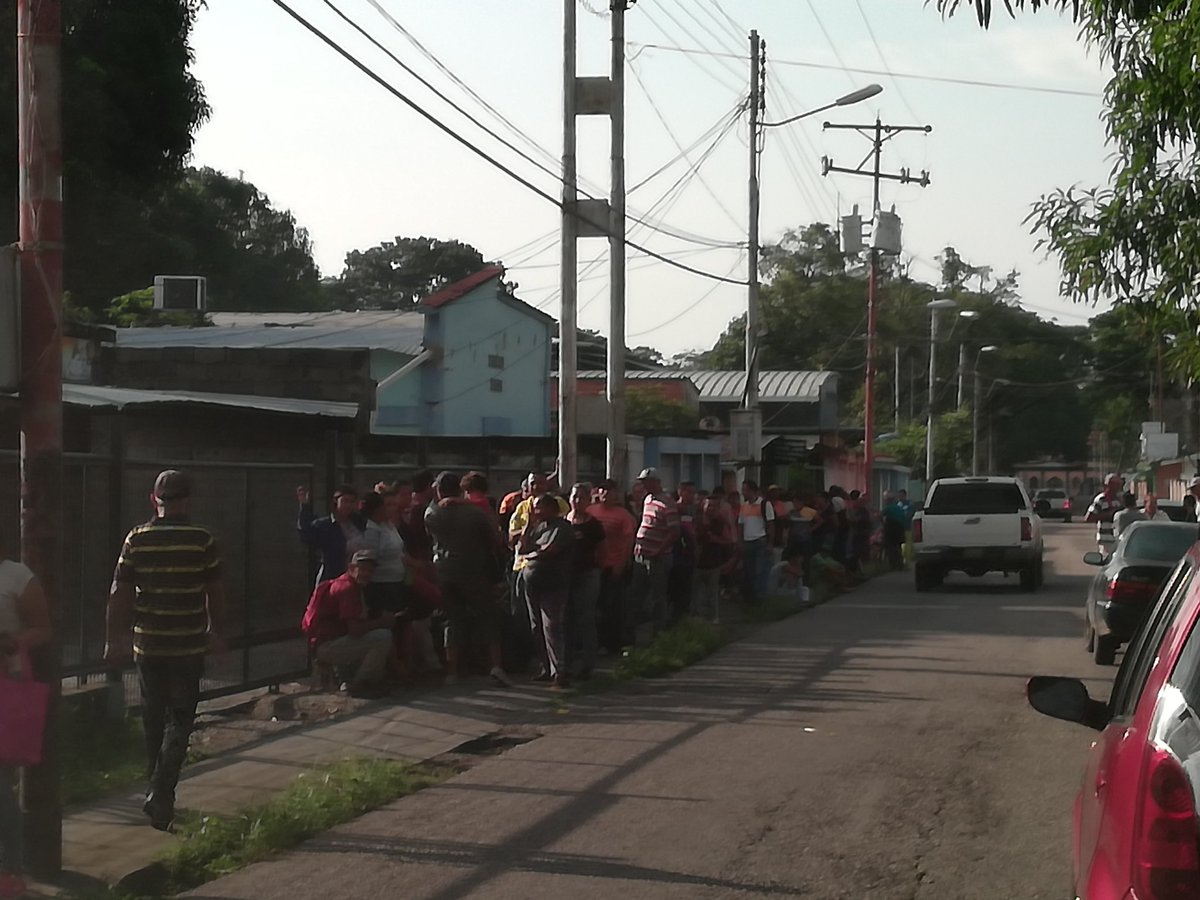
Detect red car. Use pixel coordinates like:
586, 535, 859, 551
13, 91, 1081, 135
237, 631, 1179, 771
1028, 546, 1200, 899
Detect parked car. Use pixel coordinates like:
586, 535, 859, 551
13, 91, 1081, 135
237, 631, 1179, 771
912, 476, 1043, 591
1032, 488, 1073, 522
1027, 546, 1200, 899
1083, 520, 1200, 665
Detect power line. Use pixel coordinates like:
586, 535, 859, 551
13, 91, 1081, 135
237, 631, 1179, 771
627, 251, 746, 338
628, 57, 744, 232
854, 0, 922, 123
357, 0, 739, 249
637, 4, 743, 95
804, 0, 857, 90
626, 101, 745, 194
269, 0, 746, 285
627, 42, 1104, 98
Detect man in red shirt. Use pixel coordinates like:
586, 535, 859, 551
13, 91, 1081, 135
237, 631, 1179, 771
302, 549, 395, 698
588, 478, 636, 652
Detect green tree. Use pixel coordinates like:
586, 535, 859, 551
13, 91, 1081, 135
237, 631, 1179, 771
143, 168, 323, 311
0, 1, 210, 311
331, 236, 487, 310
937, 1, 1200, 371
106, 287, 209, 327
625, 389, 698, 434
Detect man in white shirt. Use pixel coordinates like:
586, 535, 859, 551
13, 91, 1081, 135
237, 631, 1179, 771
739, 480, 775, 604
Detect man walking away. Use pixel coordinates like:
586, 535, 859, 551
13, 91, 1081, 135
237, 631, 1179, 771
105, 470, 226, 831
881, 492, 907, 571
632, 468, 680, 638
302, 550, 394, 698
738, 480, 774, 604
425, 471, 511, 687
1112, 491, 1145, 541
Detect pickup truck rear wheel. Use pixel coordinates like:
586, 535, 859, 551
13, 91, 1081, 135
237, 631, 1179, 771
1020, 565, 1037, 592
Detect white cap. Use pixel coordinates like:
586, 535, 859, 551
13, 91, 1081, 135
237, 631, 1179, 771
636, 467, 661, 481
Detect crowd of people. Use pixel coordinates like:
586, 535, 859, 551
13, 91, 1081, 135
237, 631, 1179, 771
297, 467, 912, 698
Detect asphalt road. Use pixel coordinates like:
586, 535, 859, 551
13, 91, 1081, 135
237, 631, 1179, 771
188, 522, 1107, 900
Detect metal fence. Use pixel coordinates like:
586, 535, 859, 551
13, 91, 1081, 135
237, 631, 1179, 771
1, 452, 317, 705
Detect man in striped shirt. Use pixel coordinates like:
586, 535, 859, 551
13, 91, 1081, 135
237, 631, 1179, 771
105, 469, 226, 831
632, 468, 680, 638
1086, 472, 1125, 552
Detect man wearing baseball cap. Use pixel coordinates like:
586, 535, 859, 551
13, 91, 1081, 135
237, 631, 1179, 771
631, 468, 680, 639
105, 469, 227, 831
1086, 472, 1125, 551
302, 549, 396, 698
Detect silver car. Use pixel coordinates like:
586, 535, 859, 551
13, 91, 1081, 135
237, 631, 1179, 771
1083, 520, 1200, 665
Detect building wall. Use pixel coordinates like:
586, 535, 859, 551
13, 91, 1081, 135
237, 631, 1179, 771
430, 285, 550, 437
371, 349, 422, 435
107, 346, 374, 407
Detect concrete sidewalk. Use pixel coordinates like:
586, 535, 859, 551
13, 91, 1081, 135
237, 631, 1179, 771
59, 679, 557, 889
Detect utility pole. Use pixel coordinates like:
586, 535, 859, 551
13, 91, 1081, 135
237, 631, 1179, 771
743, 30, 764, 482
957, 342, 967, 409
562, 0, 634, 487
607, 0, 628, 485
823, 118, 930, 497
19, 0, 64, 878
559, 0, 578, 489
894, 345, 901, 432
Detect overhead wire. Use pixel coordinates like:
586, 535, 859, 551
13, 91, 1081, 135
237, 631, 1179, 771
357, 0, 740, 249
269, 0, 745, 285
804, 0, 858, 90
626, 42, 1104, 98
627, 251, 746, 338
853, 0, 922, 123
627, 56, 743, 232
637, 3, 744, 95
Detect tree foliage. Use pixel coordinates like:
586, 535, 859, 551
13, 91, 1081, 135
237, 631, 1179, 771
146, 168, 323, 311
330, 237, 487, 310
625, 389, 698, 434
0, 0, 210, 310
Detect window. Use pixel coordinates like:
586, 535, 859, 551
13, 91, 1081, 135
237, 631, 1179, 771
488, 354, 504, 369
1123, 525, 1200, 563
925, 483, 1026, 515
489, 378, 503, 393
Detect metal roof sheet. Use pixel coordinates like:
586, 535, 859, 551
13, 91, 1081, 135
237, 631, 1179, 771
574, 369, 832, 401
682, 370, 834, 403
61, 384, 359, 419
116, 311, 425, 354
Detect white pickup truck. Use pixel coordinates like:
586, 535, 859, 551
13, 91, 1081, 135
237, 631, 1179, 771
911, 476, 1044, 592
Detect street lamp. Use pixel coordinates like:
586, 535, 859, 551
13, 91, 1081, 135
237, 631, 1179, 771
743, 68, 882, 480
972, 345, 998, 475
926, 298, 958, 486
954, 310, 979, 408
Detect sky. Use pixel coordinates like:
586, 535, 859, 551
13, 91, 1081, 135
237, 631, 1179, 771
188, 0, 1113, 357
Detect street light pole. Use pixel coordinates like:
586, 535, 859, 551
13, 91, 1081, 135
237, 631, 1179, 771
744, 29, 763, 481
926, 299, 957, 486
972, 345, 998, 475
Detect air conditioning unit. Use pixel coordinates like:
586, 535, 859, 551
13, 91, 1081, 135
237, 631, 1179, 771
698, 416, 722, 432
153, 276, 207, 312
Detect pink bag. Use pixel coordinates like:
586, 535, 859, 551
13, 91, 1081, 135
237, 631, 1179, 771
0, 650, 51, 766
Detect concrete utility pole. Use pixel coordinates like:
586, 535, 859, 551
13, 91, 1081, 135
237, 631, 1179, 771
19, 0, 64, 878
607, 0, 628, 485
743, 30, 764, 482
559, 0, 578, 489
823, 118, 930, 496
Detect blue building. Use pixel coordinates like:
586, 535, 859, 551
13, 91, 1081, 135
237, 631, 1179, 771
115, 266, 554, 438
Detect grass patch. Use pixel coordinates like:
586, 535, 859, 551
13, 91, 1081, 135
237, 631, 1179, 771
158, 757, 452, 892
61, 709, 146, 806
613, 617, 730, 680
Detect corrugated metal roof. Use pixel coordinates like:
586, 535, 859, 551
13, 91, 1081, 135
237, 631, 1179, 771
682, 370, 834, 402
116, 311, 425, 354
575, 369, 832, 402
61, 385, 359, 419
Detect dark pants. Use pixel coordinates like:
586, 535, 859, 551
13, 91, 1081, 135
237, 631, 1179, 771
668, 559, 694, 622
137, 655, 204, 804
598, 567, 628, 652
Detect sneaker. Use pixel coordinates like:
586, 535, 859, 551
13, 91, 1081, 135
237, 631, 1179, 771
142, 792, 175, 832
489, 666, 513, 687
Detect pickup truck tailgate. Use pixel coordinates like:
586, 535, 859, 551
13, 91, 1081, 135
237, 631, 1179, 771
920, 481, 1030, 548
